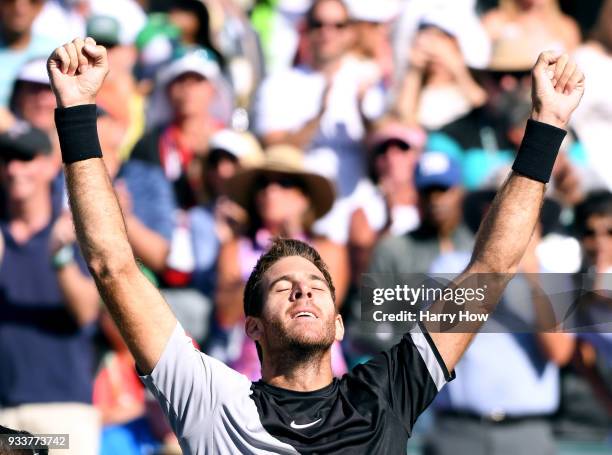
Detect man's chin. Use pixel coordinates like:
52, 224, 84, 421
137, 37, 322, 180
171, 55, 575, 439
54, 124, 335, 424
284, 327, 334, 352
265, 319, 335, 358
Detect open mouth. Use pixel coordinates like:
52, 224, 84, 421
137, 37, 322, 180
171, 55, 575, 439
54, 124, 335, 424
292, 311, 318, 319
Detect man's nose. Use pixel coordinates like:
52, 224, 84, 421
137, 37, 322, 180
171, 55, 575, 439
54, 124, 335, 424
290, 282, 313, 301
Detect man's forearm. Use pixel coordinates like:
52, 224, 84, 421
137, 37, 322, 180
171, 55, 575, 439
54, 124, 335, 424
66, 159, 134, 275
427, 171, 546, 373
468, 171, 545, 275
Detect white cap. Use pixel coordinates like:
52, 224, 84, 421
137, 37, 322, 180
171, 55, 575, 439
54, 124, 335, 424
16, 58, 49, 86
157, 49, 221, 88
418, 6, 491, 69
89, 0, 147, 45
208, 129, 262, 161
346, 0, 400, 23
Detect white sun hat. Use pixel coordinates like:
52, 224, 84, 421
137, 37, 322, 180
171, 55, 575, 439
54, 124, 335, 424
345, 0, 401, 23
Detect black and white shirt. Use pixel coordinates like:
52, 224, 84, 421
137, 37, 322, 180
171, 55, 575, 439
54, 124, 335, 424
140, 322, 454, 454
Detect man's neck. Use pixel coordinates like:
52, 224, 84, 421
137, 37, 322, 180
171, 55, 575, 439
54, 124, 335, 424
8, 192, 52, 242
261, 350, 334, 392
1, 29, 32, 51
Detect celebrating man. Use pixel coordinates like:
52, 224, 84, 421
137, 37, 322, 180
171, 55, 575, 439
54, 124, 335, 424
44, 38, 584, 454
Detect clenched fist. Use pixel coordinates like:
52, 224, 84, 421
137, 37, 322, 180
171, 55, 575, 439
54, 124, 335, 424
530, 51, 585, 128
47, 37, 109, 108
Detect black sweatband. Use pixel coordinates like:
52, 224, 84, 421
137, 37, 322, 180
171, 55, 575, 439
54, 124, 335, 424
55, 104, 103, 164
511, 119, 567, 183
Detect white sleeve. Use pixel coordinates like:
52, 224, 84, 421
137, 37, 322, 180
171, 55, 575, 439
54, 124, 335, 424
139, 322, 252, 438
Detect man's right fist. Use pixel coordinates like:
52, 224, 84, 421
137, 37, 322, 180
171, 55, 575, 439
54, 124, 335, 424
530, 51, 585, 129
47, 37, 109, 108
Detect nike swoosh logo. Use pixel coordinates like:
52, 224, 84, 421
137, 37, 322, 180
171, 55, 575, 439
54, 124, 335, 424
290, 418, 322, 429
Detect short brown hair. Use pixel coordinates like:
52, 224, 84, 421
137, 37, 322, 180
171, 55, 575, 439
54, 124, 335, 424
244, 238, 336, 317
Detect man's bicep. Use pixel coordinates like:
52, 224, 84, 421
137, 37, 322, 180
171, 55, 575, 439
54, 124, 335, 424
97, 264, 177, 374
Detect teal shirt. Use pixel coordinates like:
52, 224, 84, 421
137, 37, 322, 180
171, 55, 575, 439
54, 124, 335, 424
0, 34, 57, 107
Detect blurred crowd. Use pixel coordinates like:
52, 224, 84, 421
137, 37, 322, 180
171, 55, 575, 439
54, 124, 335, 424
0, 0, 611, 454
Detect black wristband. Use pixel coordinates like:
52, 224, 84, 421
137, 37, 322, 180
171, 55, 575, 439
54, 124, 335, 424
55, 104, 102, 164
511, 119, 567, 183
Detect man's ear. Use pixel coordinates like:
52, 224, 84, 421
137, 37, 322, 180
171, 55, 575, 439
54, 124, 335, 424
334, 314, 344, 342
245, 316, 263, 342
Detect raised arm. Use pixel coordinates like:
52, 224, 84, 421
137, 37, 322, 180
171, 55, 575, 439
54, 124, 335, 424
47, 38, 177, 374
427, 52, 585, 372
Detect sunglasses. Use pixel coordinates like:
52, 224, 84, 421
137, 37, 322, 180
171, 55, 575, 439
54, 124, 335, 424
308, 20, 350, 31
0, 153, 35, 163
583, 227, 612, 238
419, 184, 453, 195
374, 139, 411, 156
206, 149, 238, 168
255, 175, 305, 191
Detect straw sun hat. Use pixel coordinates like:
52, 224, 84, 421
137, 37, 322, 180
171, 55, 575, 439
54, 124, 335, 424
224, 144, 335, 220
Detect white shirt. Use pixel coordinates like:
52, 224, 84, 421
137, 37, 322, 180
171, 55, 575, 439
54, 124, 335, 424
570, 45, 612, 190
255, 56, 383, 197
255, 57, 385, 243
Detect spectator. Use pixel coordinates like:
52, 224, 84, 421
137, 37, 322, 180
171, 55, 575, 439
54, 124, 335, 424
89, 0, 147, 48
347, 152, 473, 361
93, 307, 160, 455
134, 48, 230, 209
391, 0, 491, 80
31, 0, 87, 45
166, 0, 224, 66
182, 128, 261, 297
424, 216, 575, 455
157, 129, 262, 345
9, 58, 55, 137
344, 0, 400, 85
8, 57, 69, 218
0, 0, 55, 107
133, 13, 181, 96
250, 0, 310, 73
202, 0, 264, 114
482, 0, 580, 58
575, 191, 612, 275
348, 118, 426, 284
0, 123, 100, 455
254, 0, 385, 244
369, 151, 473, 275
214, 144, 349, 380
570, 0, 612, 190
119, 49, 231, 275
413, 42, 586, 192
394, 15, 488, 130
555, 191, 612, 442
